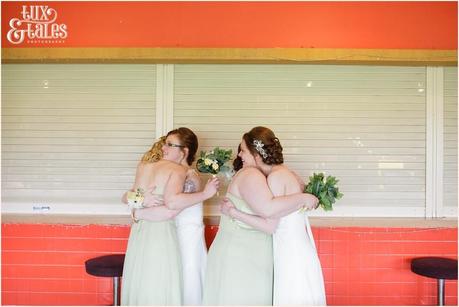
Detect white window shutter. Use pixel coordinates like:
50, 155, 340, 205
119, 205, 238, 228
2, 64, 156, 213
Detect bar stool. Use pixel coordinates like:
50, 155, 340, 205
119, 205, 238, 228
411, 257, 458, 306
85, 254, 125, 306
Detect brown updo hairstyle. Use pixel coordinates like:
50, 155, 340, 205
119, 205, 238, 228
233, 144, 243, 172
166, 127, 199, 166
141, 136, 166, 163
242, 126, 283, 165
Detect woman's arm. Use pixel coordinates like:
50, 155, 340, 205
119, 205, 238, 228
163, 166, 219, 210
292, 170, 306, 192
121, 162, 151, 205
133, 205, 179, 222
220, 198, 278, 234
264, 170, 310, 219
136, 169, 204, 222
121, 163, 164, 207
237, 168, 318, 218
122, 187, 164, 207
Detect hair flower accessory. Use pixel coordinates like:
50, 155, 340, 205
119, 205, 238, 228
253, 139, 268, 159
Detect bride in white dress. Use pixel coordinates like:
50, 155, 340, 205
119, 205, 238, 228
221, 126, 326, 306
273, 209, 326, 305
175, 168, 207, 305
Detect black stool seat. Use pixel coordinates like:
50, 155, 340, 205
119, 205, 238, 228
85, 254, 125, 277
411, 257, 458, 280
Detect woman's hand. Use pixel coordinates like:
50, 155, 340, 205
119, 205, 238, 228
220, 197, 236, 216
203, 176, 220, 199
304, 193, 319, 210
143, 186, 164, 207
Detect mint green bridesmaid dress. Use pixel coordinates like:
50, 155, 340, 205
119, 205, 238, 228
121, 186, 182, 305
203, 193, 273, 305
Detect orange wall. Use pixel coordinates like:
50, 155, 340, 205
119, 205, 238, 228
2, 1, 457, 49
2, 223, 457, 306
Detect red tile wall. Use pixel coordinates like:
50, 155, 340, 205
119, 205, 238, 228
2, 224, 457, 306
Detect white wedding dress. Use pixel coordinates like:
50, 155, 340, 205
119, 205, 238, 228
273, 209, 326, 305
175, 177, 207, 305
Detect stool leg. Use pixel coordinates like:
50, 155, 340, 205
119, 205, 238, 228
437, 278, 445, 306
113, 276, 120, 306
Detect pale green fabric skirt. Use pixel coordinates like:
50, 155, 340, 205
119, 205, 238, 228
202, 215, 273, 305
121, 220, 182, 306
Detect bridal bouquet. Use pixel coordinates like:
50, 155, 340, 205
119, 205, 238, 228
304, 173, 343, 211
196, 147, 233, 176
126, 188, 145, 209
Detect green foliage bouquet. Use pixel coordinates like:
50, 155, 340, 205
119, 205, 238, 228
304, 173, 343, 211
196, 147, 233, 175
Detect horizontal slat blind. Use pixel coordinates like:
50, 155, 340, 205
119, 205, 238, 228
174, 65, 426, 217
443, 67, 457, 217
2, 64, 156, 209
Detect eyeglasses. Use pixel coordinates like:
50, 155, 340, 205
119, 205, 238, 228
165, 142, 185, 148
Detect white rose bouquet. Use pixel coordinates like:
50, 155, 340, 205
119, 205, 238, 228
196, 147, 232, 175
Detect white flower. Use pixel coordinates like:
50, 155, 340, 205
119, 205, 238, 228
212, 163, 219, 171
204, 158, 212, 166
127, 190, 145, 209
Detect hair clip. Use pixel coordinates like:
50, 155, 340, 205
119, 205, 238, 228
253, 139, 268, 159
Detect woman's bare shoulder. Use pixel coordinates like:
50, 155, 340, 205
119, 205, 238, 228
186, 169, 199, 179
268, 165, 301, 193
146, 160, 187, 179
267, 165, 290, 179
136, 161, 155, 173
233, 167, 265, 185
229, 167, 264, 196
240, 166, 263, 176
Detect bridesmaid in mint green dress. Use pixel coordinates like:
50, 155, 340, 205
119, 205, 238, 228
121, 128, 219, 305
203, 192, 274, 305
122, 184, 183, 305
203, 130, 318, 305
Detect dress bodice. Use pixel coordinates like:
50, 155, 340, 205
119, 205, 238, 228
275, 209, 318, 252
226, 193, 257, 230
276, 210, 308, 233
175, 170, 203, 225
272, 211, 324, 305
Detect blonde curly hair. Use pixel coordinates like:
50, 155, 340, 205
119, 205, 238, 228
141, 136, 166, 163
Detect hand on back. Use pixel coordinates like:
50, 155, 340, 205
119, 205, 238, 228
142, 186, 165, 207
220, 197, 235, 216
